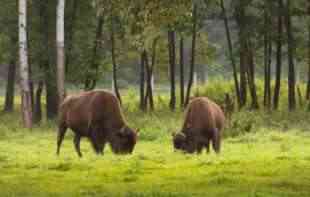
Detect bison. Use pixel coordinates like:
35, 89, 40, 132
172, 97, 225, 154
56, 90, 138, 157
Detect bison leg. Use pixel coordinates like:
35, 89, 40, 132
90, 131, 102, 155
211, 128, 221, 154
196, 143, 204, 154
97, 142, 106, 155
73, 134, 82, 157
205, 138, 210, 153
56, 123, 67, 155
90, 139, 101, 154
90, 126, 106, 155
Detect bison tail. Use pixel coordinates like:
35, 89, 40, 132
211, 128, 221, 154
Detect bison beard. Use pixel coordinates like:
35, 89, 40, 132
56, 90, 137, 157
172, 97, 225, 154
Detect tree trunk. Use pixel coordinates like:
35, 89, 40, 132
179, 37, 185, 107
4, 61, 16, 112
56, 0, 66, 105
168, 30, 176, 110
4, 2, 18, 112
185, 4, 197, 106
220, 0, 241, 108
297, 85, 303, 107
149, 38, 158, 110
139, 51, 146, 111
144, 37, 159, 111
273, 0, 284, 110
235, 1, 247, 107
19, 0, 33, 128
246, 41, 259, 109
239, 44, 247, 107
285, 0, 296, 111
45, 0, 59, 119
266, 41, 272, 107
4, 35, 17, 113
264, 3, 272, 109
31, 0, 47, 123
144, 51, 153, 110
111, 14, 122, 105
33, 81, 43, 124
28, 52, 34, 109
65, 0, 79, 73
84, 13, 104, 90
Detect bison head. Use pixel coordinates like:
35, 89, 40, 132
172, 132, 186, 151
172, 127, 198, 154
109, 126, 138, 154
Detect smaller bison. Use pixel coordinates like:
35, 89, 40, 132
172, 97, 225, 154
57, 90, 138, 157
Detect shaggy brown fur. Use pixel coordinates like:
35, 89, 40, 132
57, 90, 138, 157
173, 97, 225, 154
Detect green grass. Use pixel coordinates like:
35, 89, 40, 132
1, 81, 310, 197
1, 108, 310, 197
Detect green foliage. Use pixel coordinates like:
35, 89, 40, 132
193, 79, 309, 111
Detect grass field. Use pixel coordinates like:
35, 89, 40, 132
1, 106, 310, 197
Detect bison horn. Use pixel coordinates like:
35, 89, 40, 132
179, 132, 186, 138
120, 126, 126, 133
172, 132, 185, 138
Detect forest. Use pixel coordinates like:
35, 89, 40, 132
0, 0, 310, 196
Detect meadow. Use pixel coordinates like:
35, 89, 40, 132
1, 84, 310, 197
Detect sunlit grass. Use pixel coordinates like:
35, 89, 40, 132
0, 82, 310, 196
1, 107, 310, 197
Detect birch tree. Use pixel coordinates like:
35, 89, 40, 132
56, 0, 66, 104
19, 0, 33, 128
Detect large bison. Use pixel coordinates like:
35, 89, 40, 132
172, 97, 225, 154
57, 90, 138, 157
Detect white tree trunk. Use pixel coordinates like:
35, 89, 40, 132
56, 0, 66, 104
19, 0, 32, 128
193, 71, 198, 88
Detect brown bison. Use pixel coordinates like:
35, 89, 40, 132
57, 90, 138, 157
172, 97, 225, 154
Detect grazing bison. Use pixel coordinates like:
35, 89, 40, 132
172, 97, 225, 154
57, 90, 138, 157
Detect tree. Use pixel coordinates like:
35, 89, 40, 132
84, 12, 104, 90
285, 0, 296, 111
19, 0, 33, 128
45, 0, 59, 119
235, 0, 248, 108
33, 0, 47, 124
168, 30, 176, 110
65, 0, 79, 72
4, 35, 17, 112
140, 51, 146, 111
220, 0, 241, 108
144, 37, 159, 111
185, 4, 198, 106
56, 0, 66, 104
110, 10, 122, 104
263, 0, 272, 109
273, 0, 284, 110
246, 40, 259, 109
179, 36, 185, 107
